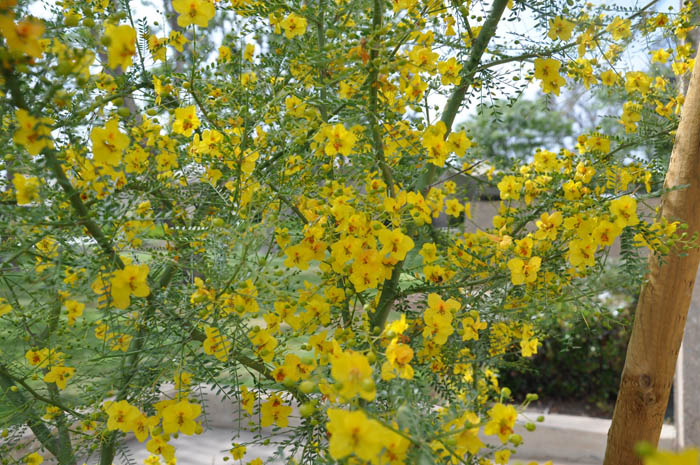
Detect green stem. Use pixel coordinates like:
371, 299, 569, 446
367, 0, 401, 330
415, 0, 509, 194
48, 384, 75, 465
0, 369, 59, 457
1, 66, 124, 269
372, 261, 404, 329
44, 281, 75, 464
372, 0, 508, 330
0, 365, 84, 419
368, 0, 395, 198
98, 262, 181, 465
317, 0, 329, 122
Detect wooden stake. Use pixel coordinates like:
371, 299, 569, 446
604, 48, 700, 464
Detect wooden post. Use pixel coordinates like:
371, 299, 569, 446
604, 48, 700, 464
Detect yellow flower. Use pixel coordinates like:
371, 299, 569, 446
323, 123, 356, 157
495, 449, 511, 464
203, 326, 231, 361
161, 399, 201, 435
441, 411, 483, 456
283, 243, 314, 270
533, 149, 559, 173
567, 238, 597, 268
462, 310, 487, 341
651, 48, 670, 64
445, 198, 464, 218
0, 15, 44, 58
14, 109, 53, 155
172, 0, 216, 28
521, 337, 539, 357
168, 30, 188, 52
173, 106, 201, 137
422, 121, 449, 167
330, 349, 375, 401
379, 426, 411, 464
285, 95, 307, 118
592, 220, 621, 246
105, 399, 140, 432
25, 348, 53, 367
249, 328, 278, 362
610, 195, 639, 228
148, 35, 167, 61
423, 310, 454, 345
534, 58, 566, 95
132, 413, 159, 442
381, 338, 414, 380
174, 371, 192, 390
243, 43, 255, 61
419, 242, 438, 263
600, 69, 619, 86
625, 71, 651, 95
606, 17, 631, 41
0, 297, 11, 317
562, 179, 583, 200
240, 71, 257, 87
91, 118, 130, 166
437, 57, 462, 86
422, 294, 458, 346
231, 444, 246, 460
378, 228, 414, 261
110, 333, 133, 352
643, 447, 699, 465
586, 134, 610, 154
447, 131, 472, 157
280, 13, 307, 39
43, 365, 75, 390
217, 45, 231, 62
104, 24, 136, 70
507, 256, 541, 285
240, 385, 256, 415
547, 16, 574, 41
404, 74, 427, 101
24, 452, 43, 465
497, 175, 522, 200
385, 313, 409, 336
326, 409, 383, 462
147, 435, 176, 461
409, 45, 439, 73
64, 299, 85, 325
110, 264, 150, 309
575, 161, 596, 183
260, 394, 293, 427
426, 293, 460, 318
514, 236, 533, 258
12, 173, 40, 205
534, 211, 562, 241
483, 403, 517, 443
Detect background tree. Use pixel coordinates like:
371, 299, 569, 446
460, 97, 575, 167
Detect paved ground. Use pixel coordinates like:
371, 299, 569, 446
99, 389, 605, 465
112, 428, 288, 465
103, 426, 599, 465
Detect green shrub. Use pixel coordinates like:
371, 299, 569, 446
500, 306, 632, 414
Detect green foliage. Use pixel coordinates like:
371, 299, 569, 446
500, 306, 632, 413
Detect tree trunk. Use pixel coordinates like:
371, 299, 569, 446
604, 48, 700, 464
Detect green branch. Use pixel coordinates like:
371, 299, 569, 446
415, 0, 509, 194
368, 0, 395, 198
0, 366, 59, 458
